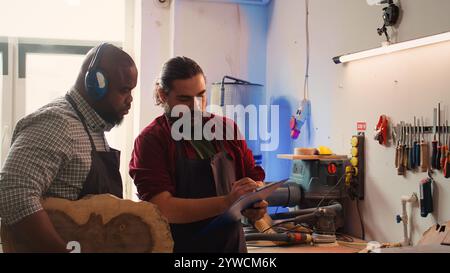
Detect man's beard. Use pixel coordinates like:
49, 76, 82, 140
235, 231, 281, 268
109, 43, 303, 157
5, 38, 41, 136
100, 111, 124, 127
165, 106, 214, 141
163, 103, 171, 114
165, 106, 204, 125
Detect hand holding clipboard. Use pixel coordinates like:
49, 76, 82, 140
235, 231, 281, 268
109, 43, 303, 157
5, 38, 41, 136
199, 179, 288, 235
225, 179, 288, 222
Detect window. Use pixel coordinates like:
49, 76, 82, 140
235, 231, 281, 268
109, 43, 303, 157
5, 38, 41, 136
0, 0, 135, 199
0, 50, 3, 167
0, 38, 9, 168
0, 0, 125, 41
24, 48, 87, 114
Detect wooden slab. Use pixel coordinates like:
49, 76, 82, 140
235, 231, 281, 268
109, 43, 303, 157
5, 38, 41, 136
1, 194, 173, 253
442, 229, 450, 246
418, 220, 450, 246
277, 154, 349, 161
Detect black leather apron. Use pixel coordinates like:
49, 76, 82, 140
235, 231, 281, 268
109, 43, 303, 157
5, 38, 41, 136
66, 94, 123, 199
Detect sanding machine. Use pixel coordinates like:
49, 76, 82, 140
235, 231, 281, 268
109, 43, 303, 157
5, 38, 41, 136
245, 134, 365, 245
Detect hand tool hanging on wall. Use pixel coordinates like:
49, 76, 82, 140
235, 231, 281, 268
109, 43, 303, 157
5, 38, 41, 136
411, 123, 417, 169
398, 122, 406, 176
420, 117, 430, 173
436, 103, 442, 170
444, 120, 450, 178
414, 117, 421, 169
402, 124, 409, 173
374, 115, 388, 145
395, 123, 401, 168
404, 124, 409, 171
407, 124, 414, 170
431, 108, 438, 169
420, 173, 434, 218
440, 115, 448, 170
392, 106, 449, 175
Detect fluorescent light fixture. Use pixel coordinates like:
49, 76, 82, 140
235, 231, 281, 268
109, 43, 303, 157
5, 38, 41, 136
333, 31, 450, 64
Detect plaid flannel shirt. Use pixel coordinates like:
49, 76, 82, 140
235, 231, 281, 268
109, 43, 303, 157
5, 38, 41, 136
0, 88, 114, 225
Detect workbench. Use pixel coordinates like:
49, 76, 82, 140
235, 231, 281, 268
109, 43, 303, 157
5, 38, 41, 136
247, 237, 367, 253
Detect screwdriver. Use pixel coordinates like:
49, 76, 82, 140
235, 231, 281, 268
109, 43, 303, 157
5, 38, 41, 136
395, 124, 401, 169
408, 124, 415, 170
443, 120, 449, 178
402, 124, 408, 173
436, 103, 442, 170
420, 117, 430, 172
405, 124, 412, 170
409, 122, 414, 169
418, 118, 422, 167
398, 122, 406, 175
441, 116, 448, 170
410, 123, 415, 169
445, 121, 450, 178
431, 108, 438, 169
414, 117, 420, 169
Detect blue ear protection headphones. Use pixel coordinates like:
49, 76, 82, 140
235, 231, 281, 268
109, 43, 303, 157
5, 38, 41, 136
85, 43, 109, 101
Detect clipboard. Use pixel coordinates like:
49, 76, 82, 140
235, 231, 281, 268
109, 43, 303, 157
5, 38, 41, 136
224, 179, 288, 222
199, 179, 288, 235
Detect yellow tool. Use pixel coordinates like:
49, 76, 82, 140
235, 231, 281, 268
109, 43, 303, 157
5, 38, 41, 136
317, 146, 333, 155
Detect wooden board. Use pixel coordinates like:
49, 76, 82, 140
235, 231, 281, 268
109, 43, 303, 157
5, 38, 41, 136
1, 194, 173, 253
277, 154, 349, 161
442, 229, 450, 246
418, 220, 450, 246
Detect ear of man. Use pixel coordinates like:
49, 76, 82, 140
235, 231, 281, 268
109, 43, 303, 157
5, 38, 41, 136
157, 85, 168, 104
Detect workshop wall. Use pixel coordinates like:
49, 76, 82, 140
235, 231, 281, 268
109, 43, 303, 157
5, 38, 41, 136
265, 0, 379, 182
265, 0, 450, 244
135, 0, 269, 173
135, 0, 268, 132
135, 0, 450, 244
133, 0, 172, 134
171, 0, 271, 171
172, 0, 268, 90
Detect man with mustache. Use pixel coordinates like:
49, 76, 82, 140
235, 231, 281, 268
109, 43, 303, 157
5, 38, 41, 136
0, 43, 137, 252
129, 56, 267, 253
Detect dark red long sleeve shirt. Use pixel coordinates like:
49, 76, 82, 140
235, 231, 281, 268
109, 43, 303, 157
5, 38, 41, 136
129, 114, 265, 201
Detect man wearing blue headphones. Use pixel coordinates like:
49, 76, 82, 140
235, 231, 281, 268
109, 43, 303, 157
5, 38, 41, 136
0, 43, 138, 252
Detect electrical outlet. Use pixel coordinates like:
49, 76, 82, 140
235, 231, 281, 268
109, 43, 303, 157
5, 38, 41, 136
347, 133, 365, 200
